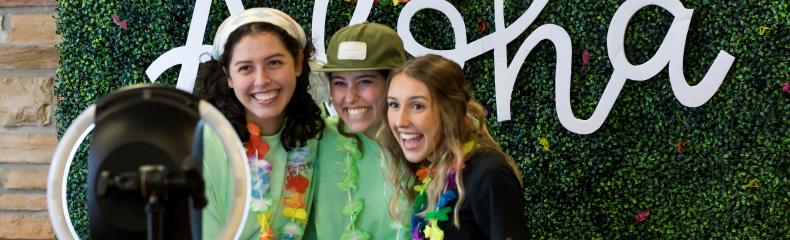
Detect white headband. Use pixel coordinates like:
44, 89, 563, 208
211, 8, 306, 60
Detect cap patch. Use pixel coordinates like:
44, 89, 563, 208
337, 41, 367, 60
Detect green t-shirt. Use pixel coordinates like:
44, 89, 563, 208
304, 117, 409, 240
201, 126, 317, 240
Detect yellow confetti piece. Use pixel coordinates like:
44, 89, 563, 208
539, 137, 551, 152
746, 179, 760, 189
758, 26, 770, 35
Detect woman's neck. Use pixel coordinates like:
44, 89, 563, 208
249, 113, 285, 136
425, 155, 437, 164
362, 122, 381, 140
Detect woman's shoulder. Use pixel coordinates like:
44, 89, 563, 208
317, 116, 375, 147
462, 147, 521, 189
318, 116, 342, 141
201, 125, 224, 151
323, 115, 344, 131
461, 147, 523, 208
464, 147, 511, 174
315, 116, 354, 157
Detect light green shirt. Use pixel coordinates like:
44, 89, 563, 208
201, 126, 316, 240
304, 117, 407, 240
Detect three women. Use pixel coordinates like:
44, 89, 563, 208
197, 7, 527, 239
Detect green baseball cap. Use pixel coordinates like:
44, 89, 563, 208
316, 22, 407, 72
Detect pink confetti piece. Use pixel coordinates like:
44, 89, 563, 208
112, 14, 128, 30
635, 209, 650, 222
582, 49, 590, 67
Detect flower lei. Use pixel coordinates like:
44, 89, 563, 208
246, 122, 314, 240
336, 135, 371, 240
410, 141, 475, 240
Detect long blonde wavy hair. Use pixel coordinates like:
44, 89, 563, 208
377, 54, 523, 227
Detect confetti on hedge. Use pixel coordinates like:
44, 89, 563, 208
582, 49, 590, 67
478, 19, 489, 34
782, 82, 789, 93
393, 0, 409, 6
676, 139, 686, 155
746, 179, 760, 189
757, 26, 770, 35
539, 137, 550, 152
111, 14, 128, 30
635, 209, 650, 222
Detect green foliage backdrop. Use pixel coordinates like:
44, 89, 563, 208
56, 0, 789, 238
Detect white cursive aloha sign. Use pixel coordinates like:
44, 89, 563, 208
146, 0, 735, 134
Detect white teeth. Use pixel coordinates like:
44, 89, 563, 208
253, 91, 277, 101
400, 133, 420, 140
345, 108, 369, 119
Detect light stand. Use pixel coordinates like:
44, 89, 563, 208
47, 85, 250, 240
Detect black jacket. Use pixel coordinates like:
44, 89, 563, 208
438, 148, 529, 240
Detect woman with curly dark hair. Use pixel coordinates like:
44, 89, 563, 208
193, 8, 334, 240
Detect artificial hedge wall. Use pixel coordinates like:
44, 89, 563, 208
55, 0, 789, 238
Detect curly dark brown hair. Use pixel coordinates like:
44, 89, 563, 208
194, 22, 324, 149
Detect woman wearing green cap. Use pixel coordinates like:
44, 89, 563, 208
304, 23, 410, 240
194, 8, 345, 240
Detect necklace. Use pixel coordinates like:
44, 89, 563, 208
410, 141, 475, 240
336, 134, 371, 240
246, 122, 316, 240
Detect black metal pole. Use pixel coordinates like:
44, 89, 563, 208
146, 193, 164, 240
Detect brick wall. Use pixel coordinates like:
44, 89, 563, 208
0, 0, 58, 239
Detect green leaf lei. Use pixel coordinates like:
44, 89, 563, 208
337, 135, 371, 240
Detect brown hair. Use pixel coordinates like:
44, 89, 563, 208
378, 54, 523, 226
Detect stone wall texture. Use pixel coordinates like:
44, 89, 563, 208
0, 1, 58, 238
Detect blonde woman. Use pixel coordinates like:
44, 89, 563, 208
381, 54, 528, 239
